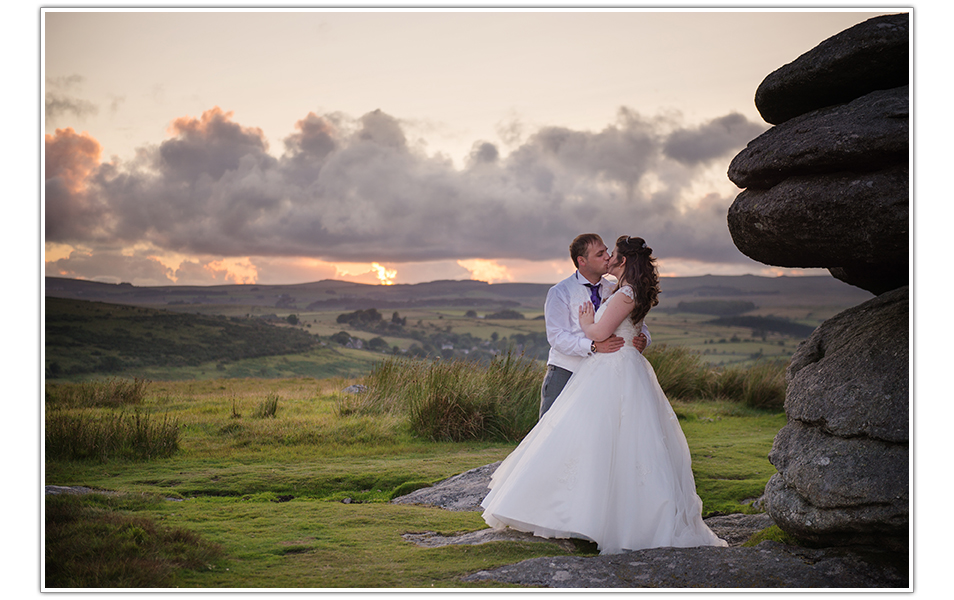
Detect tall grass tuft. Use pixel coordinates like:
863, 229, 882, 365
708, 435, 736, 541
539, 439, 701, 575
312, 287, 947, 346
714, 361, 787, 410
643, 344, 714, 400
643, 345, 787, 411
46, 410, 180, 462
252, 394, 280, 419
340, 346, 785, 443
46, 378, 150, 409
351, 352, 543, 442
335, 359, 411, 417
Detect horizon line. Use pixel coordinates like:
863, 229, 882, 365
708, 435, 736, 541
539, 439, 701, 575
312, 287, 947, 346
44, 272, 818, 289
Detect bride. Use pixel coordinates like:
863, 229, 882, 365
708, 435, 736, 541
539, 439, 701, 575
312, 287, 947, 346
480, 236, 727, 555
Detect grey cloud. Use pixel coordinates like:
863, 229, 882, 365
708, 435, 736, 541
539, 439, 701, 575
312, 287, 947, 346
46, 106, 766, 268
663, 113, 767, 166
468, 141, 499, 166
357, 109, 407, 149
495, 117, 524, 148
45, 94, 98, 123
45, 74, 99, 123
109, 95, 126, 115
46, 249, 175, 286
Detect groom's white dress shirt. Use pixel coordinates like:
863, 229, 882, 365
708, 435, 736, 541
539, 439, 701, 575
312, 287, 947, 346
544, 271, 652, 373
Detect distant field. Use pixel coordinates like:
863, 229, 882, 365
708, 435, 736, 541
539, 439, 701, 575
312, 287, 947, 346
44, 275, 874, 381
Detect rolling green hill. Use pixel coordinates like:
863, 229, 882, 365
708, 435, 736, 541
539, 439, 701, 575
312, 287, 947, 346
45, 297, 318, 379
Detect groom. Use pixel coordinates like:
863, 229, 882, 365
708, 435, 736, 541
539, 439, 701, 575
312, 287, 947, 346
540, 233, 651, 418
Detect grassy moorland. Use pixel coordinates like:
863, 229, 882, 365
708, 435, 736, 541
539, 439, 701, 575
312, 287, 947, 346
45, 351, 787, 589
46, 275, 863, 587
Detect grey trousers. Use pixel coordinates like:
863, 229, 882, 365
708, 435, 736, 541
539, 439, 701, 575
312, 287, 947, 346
539, 364, 573, 419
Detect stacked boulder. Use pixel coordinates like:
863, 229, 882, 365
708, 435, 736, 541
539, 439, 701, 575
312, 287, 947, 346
726, 13, 909, 551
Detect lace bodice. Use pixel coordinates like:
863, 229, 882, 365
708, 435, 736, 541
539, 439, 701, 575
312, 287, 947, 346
595, 285, 643, 341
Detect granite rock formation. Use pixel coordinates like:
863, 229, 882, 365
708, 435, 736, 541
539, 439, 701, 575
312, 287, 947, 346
727, 13, 909, 296
725, 13, 909, 551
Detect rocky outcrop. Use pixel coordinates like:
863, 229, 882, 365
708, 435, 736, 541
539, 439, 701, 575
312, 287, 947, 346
766, 288, 909, 550
727, 13, 909, 296
462, 542, 907, 588
729, 86, 908, 190
784, 287, 909, 444
727, 166, 908, 293
754, 13, 909, 125
725, 13, 910, 552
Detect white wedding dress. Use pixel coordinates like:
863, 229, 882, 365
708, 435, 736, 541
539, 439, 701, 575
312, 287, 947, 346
481, 286, 727, 555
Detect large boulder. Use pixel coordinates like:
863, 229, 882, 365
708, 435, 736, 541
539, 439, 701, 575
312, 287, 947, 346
755, 13, 909, 125
728, 86, 908, 190
725, 12, 909, 552
727, 165, 908, 293
785, 286, 909, 443
726, 13, 908, 296
765, 287, 909, 550
827, 264, 906, 297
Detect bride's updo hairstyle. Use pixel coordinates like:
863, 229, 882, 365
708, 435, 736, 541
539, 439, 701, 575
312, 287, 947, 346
613, 235, 660, 325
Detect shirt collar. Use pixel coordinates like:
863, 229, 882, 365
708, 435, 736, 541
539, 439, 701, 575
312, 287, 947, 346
575, 271, 603, 287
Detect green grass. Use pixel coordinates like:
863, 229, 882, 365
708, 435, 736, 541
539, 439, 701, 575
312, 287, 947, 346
46, 410, 180, 462
741, 525, 801, 548
45, 377, 149, 408
350, 352, 542, 442
45, 373, 784, 588
45, 493, 225, 588
672, 400, 786, 515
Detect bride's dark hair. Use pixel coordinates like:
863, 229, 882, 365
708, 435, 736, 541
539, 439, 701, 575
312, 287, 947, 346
612, 236, 660, 325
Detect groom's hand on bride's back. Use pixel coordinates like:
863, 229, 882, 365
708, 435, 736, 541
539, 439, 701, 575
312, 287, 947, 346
594, 335, 625, 354
633, 334, 648, 353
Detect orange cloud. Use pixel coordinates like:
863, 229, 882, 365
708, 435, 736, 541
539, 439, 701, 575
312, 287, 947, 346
333, 262, 400, 285
167, 106, 266, 141
173, 257, 259, 285
370, 262, 397, 285
457, 259, 514, 283
44, 127, 102, 194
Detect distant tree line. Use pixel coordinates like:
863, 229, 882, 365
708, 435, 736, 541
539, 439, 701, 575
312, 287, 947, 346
329, 307, 548, 362
705, 315, 816, 338
676, 300, 757, 316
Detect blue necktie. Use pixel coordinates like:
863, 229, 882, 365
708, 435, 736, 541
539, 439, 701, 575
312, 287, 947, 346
585, 283, 602, 311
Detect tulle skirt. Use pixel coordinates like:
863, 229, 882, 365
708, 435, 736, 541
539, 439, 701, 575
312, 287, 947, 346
481, 346, 727, 554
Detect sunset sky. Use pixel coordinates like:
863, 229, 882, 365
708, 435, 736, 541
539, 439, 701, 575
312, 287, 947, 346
42, 7, 902, 287
14, 5, 947, 591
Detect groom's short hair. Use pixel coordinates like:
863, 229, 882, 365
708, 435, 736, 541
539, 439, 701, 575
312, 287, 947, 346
570, 233, 604, 268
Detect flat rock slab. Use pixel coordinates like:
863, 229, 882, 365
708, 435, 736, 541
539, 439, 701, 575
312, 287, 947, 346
404, 528, 577, 552
391, 461, 501, 511
45, 485, 122, 497
462, 542, 907, 588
